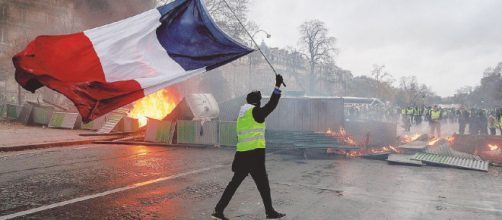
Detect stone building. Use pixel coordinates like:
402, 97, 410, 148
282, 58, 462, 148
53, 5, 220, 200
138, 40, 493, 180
0, 0, 76, 104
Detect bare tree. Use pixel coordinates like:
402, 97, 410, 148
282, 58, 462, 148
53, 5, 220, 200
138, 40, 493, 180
399, 76, 429, 105
164, 0, 256, 45
371, 64, 393, 84
371, 64, 394, 99
298, 19, 337, 95
157, 0, 257, 44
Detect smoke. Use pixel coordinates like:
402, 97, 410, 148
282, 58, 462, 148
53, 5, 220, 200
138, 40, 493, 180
72, 0, 157, 29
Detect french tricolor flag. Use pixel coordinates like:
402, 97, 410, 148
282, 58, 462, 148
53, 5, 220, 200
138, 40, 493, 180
13, 0, 253, 123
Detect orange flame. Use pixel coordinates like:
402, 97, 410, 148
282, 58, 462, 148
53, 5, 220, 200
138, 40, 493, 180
488, 144, 499, 151
428, 138, 440, 146
333, 145, 400, 158
128, 89, 178, 127
400, 133, 421, 144
326, 128, 358, 146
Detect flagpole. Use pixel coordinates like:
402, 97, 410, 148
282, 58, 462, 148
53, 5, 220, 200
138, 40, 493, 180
220, 0, 286, 87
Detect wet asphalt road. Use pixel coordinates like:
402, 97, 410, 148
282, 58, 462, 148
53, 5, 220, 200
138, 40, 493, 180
1, 144, 502, 220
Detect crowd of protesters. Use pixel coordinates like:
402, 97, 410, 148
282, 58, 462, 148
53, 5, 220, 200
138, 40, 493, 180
400, 105, 502, 137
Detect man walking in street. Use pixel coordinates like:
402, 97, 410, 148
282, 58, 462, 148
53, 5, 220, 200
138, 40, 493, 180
212, 75, 286, 220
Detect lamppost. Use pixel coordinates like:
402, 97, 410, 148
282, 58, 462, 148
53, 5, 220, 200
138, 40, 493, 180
249, 30, 271, 90
250, 29, 271, 47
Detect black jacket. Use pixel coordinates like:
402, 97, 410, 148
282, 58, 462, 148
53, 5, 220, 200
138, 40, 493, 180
252, 92, 281, 123
232, 90, 281, 172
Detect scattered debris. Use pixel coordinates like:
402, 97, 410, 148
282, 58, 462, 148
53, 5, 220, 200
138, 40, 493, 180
399, 133, 428, 144
97, 107, 129, 134
361, 152, 391, 160
412, 152, 489, 172
387, 154, 424, 166
145, 118, 176, 144
426, 143, 481, 160
18, 103, 34, 124
48, 112, 81, 129
399, 141, 427, 153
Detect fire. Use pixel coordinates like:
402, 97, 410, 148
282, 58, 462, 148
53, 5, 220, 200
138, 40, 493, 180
324, 128, 401, 157
326, 128, 357, 146
400, 133, 421, 144
326, 128, 332, 134
488, 144, 499, 151
128, 89, 178, 127
332, 145, 400, 158
447, 136, 455, 145
427, 138, 440, 146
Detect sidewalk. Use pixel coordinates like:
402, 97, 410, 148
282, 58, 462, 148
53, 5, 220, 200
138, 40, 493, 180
0, 121, 121, 151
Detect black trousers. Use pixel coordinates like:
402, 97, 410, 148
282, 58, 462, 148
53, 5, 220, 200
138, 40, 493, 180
215, 149, 274, 214
490, 128, 496, 135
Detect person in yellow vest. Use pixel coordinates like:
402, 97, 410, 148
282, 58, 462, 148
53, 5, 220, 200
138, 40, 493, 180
401, 106, 412, 132
414, 106, 422, 125
213, 75, 286, 220
429, 105, 442, 138
488, 113, 497, 135
499, 117, 502, 135
498, 109, 502, 135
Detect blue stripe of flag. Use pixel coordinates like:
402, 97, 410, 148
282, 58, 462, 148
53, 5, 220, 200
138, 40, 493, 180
156, 0, 253, 71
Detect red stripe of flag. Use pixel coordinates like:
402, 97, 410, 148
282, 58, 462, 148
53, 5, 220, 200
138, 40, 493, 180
13, 32, 143, 122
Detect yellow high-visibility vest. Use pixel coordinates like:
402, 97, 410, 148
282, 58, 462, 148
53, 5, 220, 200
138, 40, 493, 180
431, 110, 441, 120
488, 116, 497, 128
236, 105, 266, 152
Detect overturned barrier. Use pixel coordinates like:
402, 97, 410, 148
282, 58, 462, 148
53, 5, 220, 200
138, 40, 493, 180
81, 116, 106, 130
17, 103, 34, 124
145, 119, 176, 144
31, 105, 55, 125
48, 112, 81, 129
6, 104, 21, 119
121, 117, 139, 133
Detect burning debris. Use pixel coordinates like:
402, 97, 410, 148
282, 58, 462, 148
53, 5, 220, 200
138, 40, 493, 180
477, 144, 502, 164
386, 134, 502, 172
333, 146, 400, 158
128, 89, 179, 127
325, 128, 400, 158
399, 133, 425, 144
325, 128, 357, 146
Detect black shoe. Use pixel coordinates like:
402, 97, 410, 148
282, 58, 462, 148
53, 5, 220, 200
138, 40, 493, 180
211, 212, 229, 220
266, 211, 286, 219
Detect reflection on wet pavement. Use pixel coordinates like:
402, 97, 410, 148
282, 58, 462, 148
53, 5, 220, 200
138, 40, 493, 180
1, 145, 502, 219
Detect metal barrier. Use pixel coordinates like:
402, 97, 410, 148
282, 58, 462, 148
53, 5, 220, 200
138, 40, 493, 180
177, 120, 218, 145
6, 104, 21, 119
145, 119, 176, 144
48, 112, 81, 129
219, 121, 237, 146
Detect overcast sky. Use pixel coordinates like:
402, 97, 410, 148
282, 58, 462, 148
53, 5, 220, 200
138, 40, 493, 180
247, 0, 502, 97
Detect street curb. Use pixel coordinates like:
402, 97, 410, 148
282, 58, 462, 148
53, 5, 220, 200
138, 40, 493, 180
0, 136, 123, 152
